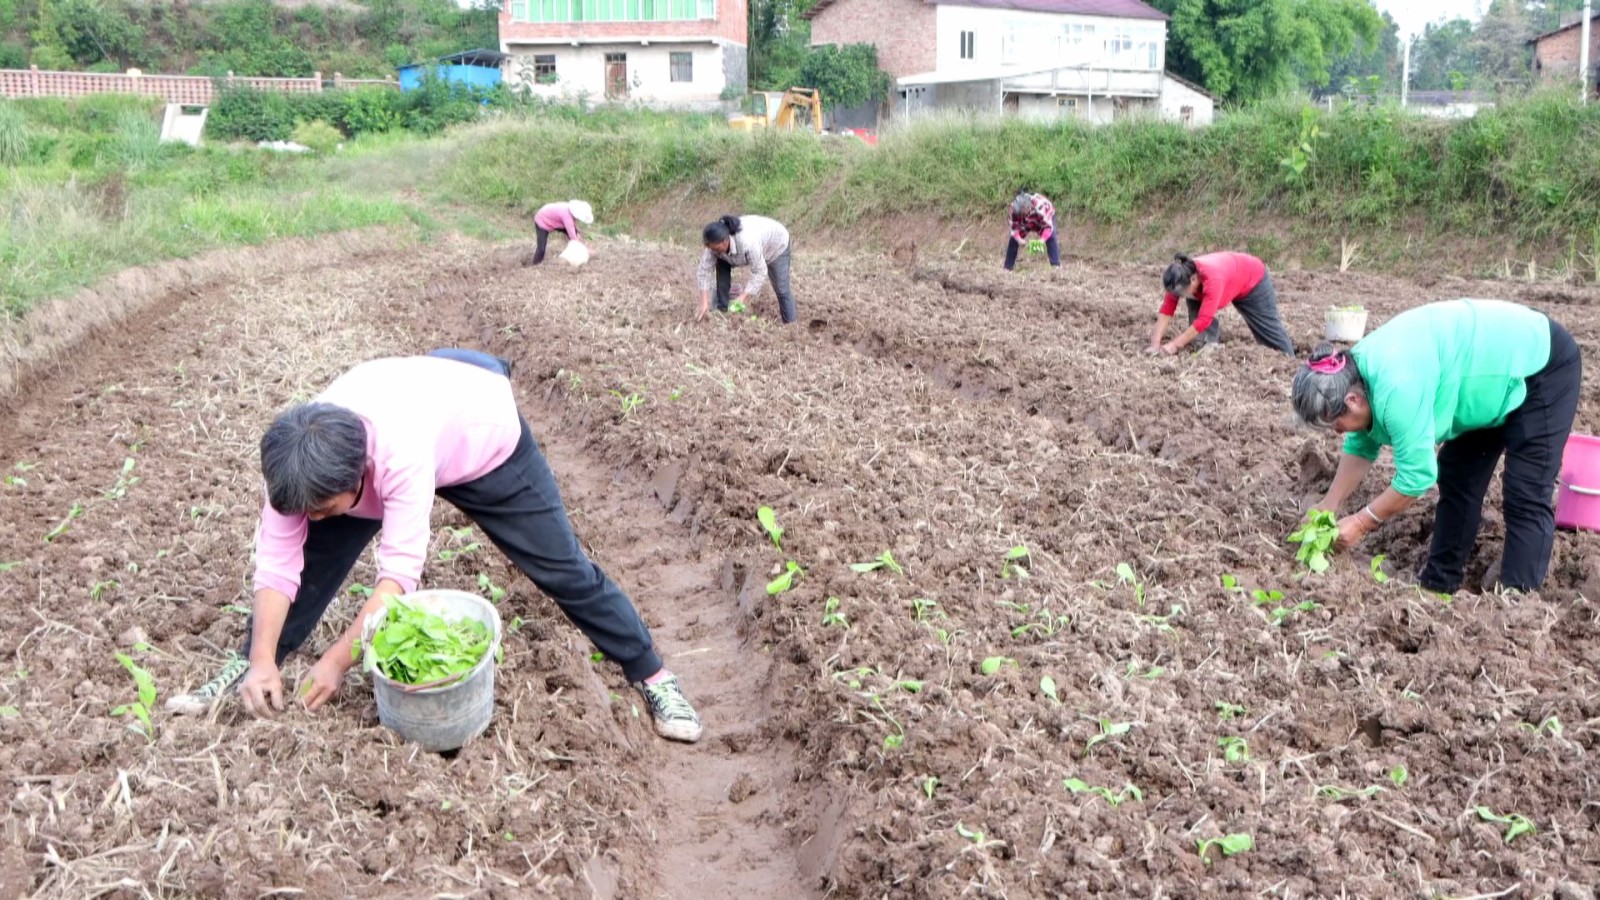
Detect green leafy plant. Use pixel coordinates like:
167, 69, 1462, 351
0, 562, 21, 573
90, 580, 118, 601
1249, 588, 1284, 607
476, 573, 507, 604
1063, 778, 1144, 807
1084, 718, 1133, 755
2, 475, 24, 488
347, 583, 374, 599
850, 551, 904, 576
1116, 562, 1146, 606
44, 503, 84, 542
1027, 237, 1045, 255
1220, 573, 1242, 592
1268, 600, 1322, 627
1475, 807, 1535, 844
1288, 510, 1339, 574
821, 596, 849, 629
1369, 554, 1390, 583
103, 457, 139, 500
980, 656, 1015, 676
610, 389, 646, 419
757, 506, 783, 550
362, 600, 494, 686
1196, 833, 1254, 864
920, 776, 939, 800
1135, 604, 1183, 633
1001, 545, 1030, 580
0, 706, 18, 717
1215, 701, 1248, 721
289, 119, 342, 154
1520, 715, 1564, 737
955, 822, 984, 844
1124, 662, 1165, 679
1218, 736, 1250, 764
1039, 675, 1059, 703
110, 652, 157, 741
1389, 764, 1408, 788
766, 561, 803, 595
910, 598, 944, 622
1315, 784, 1382, 802
437, 541, 482, 562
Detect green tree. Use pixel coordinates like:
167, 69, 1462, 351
1470, 0, 1534, 85
1151, 0, 1384, 101
1410, 18, 1477, 91
1317, 8, 1400, 97
797, 42, 889, 110
750, 0, 817, 90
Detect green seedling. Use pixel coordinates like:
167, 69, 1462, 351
44, 504, 84, 542
1475, 807, 1536, 844
1084, 718, 1133, 755
1315, 784, 1382, 802
365, 600, 494, 686
1027, 238, 1045, 255
1220, 573, 1242, 592
103, 457, 139, 500
1135, 604, 1183, 633
1370, 554, 1390, 583
1288, 510, 1340, 574
850, 551, 904, 576
955, 822, 984, 844
766, 561, 803, 595
1520, 715, 1564, 737
507, 616, 524, 634
1388, 765, 1408, 788
1218, 736, 1250, 764
90, 580, 117, 601
920, 776, 939, 800
1268, 600, 1322, 627
1125, 662, 1165, 679
757, 506, 784, 550
980, 656, 1015, 676
1010, 608, 1069, 639
910, 598, 944, 622
610, 389, 646, 419
1039, 675, 1060, 703
14, 462, 38, 471
0, 706, 18, 717
830, 666, 880, 691
1215, 701, 1248, 721
1402, 688, 1423, 703
1116, 562, 1146, 606
1249, 589, 1284, 607
728, 299, 747, 314
1063, 778, 1144, 807
668, 387, 684, 401
1001, 545, 1030, 580
1196, 833, 1254, 864
476, 573, 507, 604
821, 596, 849, 629
589, 651, 605, 663
0, 562, 21, 572
110, 652, 157, 741
436, 542, 482, 562
2, 475, 24, 488
934, 627, 964, 645
446, 526, 474, 540
347, 583, 374, 599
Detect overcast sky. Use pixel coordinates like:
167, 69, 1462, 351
1375, 0, 1486, 40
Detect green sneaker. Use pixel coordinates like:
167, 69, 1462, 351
636, 674, 703, 743
166, 653, 249, 715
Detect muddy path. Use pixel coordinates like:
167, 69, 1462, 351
2, 233, 1599, 898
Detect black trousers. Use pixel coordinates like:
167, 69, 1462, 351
242, 350, 663, 681
1420, 318, 1583, 593
1185, 272, 1295, 355
714, 248, 797, 324
1003, 220, 1061, 269
531, 227, 572, 265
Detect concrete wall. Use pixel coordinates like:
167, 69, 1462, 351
1013, 92, 1124, 123
501, 0, 746, 45
1157, 74, 1213, 126
807, 0, 937, 80
505, 40, 735, 104
934, 6, 1165, 75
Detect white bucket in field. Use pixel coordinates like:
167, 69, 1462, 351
362, 590, 502, 752
560, 240, 590, 267
1325, 307, 1369, 343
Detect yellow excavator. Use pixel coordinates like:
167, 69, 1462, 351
728, 87, 824, 133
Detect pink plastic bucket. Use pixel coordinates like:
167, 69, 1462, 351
1556, 433, 1600, 533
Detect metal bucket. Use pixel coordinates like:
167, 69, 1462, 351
362, 590, 502, 752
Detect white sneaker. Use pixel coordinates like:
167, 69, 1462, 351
635, 674, 703, 743
166, 653, 249, 715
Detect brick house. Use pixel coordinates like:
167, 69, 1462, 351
1529, 12, 1600, 96
804, 0, 1213, 126
499, 0, 747, 107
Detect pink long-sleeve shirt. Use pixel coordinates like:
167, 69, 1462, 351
534, 202, 580, 240
252, 356, 522, 600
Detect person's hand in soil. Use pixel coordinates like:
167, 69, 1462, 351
240, 661, 284, 717
1334, 512, 1372, 550
1160, 343, 1179, 356
1144, 343, 1163, 356
696, 292, 711, 322
298, 655, 349, 712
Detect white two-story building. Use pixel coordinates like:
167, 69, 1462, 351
806, 0, 1213, 126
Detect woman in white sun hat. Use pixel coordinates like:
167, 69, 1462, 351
531, 199, 594, 265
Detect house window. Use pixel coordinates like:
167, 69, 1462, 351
517, 0, 716, 23
670, 51, 693, 82
1057, 97, 1079, 118
534, 54, 557, 82
959, 30, 975, 60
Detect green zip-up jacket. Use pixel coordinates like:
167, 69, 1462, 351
1344, 299, 1551, 496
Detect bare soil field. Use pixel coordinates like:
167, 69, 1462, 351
1, 235, 1598, 899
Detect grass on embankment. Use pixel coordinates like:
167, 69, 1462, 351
443, 90, 1600, 277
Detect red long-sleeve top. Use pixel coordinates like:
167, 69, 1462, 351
1158, 252, 1267, 333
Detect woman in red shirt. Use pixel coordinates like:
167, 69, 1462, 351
1146, 252, 1294, 355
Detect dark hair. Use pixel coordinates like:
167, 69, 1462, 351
1291, 343, 1367, 428
260, 403, 367, 514
702, 215, 742, 245
1162, 254, 1198, 294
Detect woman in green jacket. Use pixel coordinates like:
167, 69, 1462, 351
1290, 299, 1582, 593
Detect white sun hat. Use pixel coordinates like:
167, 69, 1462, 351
569, 200, 594, 224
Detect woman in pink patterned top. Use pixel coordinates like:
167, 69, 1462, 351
531, 199, 594, 265
1004, 189, 1061, 271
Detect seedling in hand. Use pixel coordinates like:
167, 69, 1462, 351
1474, 807, 1535, 844
1063, 778, 1144, 807
766, 561, 803, 595
110, 652, 157, 741
1218, 736, 1250, 764
821, 596, 849, 628
1001, 545, 1030, 580
1084, 718, 1133, 756
757, 506, 783, 550
1288, 510, 1340, 573
1196, 833, 1253, 864
850, 551, 904, 576
1027, 238, 1045, 256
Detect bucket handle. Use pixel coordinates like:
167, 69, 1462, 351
1565, 480, 1600, 497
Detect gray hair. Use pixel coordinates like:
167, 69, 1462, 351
1011, 192, 1035, 217
1291, 343, 1365, 428
260, 403, 367, 514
